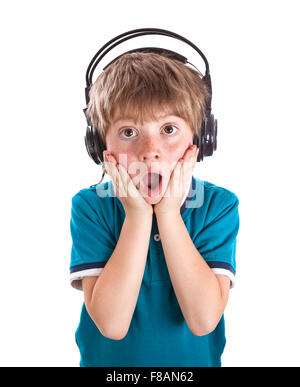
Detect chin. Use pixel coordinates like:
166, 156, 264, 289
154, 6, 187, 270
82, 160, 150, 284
143, 196, 162, 205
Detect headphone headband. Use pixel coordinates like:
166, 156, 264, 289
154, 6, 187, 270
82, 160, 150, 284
85, 28, 210, 88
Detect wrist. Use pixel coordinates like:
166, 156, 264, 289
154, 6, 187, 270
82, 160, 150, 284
125, 211, 153, 221
154, 210, 181, 220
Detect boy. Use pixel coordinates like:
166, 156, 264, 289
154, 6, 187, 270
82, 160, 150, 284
69, 52, 240, 367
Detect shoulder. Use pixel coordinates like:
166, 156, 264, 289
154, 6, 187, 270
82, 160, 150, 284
71, 180, 117, 218
202, 179, 239, 205
193, 177, 239, 221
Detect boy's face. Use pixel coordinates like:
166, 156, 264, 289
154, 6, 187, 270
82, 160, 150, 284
105, 108, 194, 205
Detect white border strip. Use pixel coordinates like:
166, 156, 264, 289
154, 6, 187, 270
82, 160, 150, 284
70, 267, 236, 290
70, 268, 103, 291
211, 268, 236, 289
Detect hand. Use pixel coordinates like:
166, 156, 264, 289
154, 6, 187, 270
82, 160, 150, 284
154, 145, 199, 216
103, 151, 153, 218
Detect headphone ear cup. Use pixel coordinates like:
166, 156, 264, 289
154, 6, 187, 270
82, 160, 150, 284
194, 116, 207, 162
194, 114, 217, 162
214, 117, 217, 151
93, 127, 106, 163
83, 108, 106, 165
202, 114, 217, 157
84, 124, 106, 165
85, 125, 96, 162
194, 129, 203, 162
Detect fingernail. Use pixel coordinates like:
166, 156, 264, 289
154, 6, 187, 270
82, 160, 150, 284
191, 145, 197, 151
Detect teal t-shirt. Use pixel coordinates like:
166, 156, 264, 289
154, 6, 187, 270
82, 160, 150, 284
69, 176, 240, 367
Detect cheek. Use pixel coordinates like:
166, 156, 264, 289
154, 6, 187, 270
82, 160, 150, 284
163, 143, 192, 178
165, 144, 190, 165
105, 135, 132, 167
105, 131, 114, 151
105, 132, 125, 157
168, 136, 193, 156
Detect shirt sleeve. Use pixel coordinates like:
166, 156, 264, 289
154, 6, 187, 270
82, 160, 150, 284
194, 191, 240, 288
69, 191, 116, 291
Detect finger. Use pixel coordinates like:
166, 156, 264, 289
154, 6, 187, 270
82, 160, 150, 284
104, 155, 124, 197
179, 159, 186, 198
104, 153, 145, 199
181, 158, 192, 189
106, 163, 121, 197
187, 145, 198, 160
182, 146, 199, 171
170, 160, 182, 198
182, 145, 197, 162
117, 163, 138, 198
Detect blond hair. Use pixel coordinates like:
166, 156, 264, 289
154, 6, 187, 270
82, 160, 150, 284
86, 51, 211, 145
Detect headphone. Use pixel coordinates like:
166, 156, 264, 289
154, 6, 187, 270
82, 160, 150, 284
83, 28, 217, 173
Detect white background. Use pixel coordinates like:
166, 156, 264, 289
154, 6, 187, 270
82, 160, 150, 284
0, 0, 299, 367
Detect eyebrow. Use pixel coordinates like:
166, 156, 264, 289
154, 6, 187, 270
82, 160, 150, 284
113, 114, 180, 125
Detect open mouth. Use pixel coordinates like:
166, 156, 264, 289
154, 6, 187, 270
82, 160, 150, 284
141, 172, 163, 197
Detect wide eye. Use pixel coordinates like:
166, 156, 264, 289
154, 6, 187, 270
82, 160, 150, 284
120, 128, 137, 138
163, 125, 178, 135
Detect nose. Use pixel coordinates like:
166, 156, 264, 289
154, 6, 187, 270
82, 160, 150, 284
138, 138, 161, 162
140, 151, 160, 162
